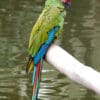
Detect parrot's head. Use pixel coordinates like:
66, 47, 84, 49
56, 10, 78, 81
61, 0, 71, 8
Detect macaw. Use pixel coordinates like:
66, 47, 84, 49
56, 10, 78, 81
26, 0, 71, 99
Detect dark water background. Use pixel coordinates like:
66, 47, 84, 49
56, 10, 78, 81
0, 0, 100, 100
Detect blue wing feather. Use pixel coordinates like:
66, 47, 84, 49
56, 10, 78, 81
33, 26, 59, 64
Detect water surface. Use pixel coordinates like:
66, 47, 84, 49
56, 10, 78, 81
0, 0, 100, 100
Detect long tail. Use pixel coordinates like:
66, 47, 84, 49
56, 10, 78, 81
26, 57, 41, 100
32, 61, 41, 100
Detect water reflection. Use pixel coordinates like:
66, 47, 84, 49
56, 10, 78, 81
0, 0, 100, 100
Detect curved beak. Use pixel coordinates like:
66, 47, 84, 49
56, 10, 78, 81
66, 1, 71, 8
62, 0, 71, 9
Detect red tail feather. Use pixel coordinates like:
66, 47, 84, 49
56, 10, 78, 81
33, 62, 41, 96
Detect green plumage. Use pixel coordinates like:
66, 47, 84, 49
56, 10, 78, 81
28, 0, 66, 57
26, 0, 68, 99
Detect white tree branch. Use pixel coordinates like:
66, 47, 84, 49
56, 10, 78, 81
45, 44, 100, 94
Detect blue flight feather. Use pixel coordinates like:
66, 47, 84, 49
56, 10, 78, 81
33, 26, 59, 65
32, 65, 36, 85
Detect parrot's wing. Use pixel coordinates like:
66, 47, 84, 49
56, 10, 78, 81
28, 6, 62, 57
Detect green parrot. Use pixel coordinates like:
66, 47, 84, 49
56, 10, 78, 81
26, 0, 71, 99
